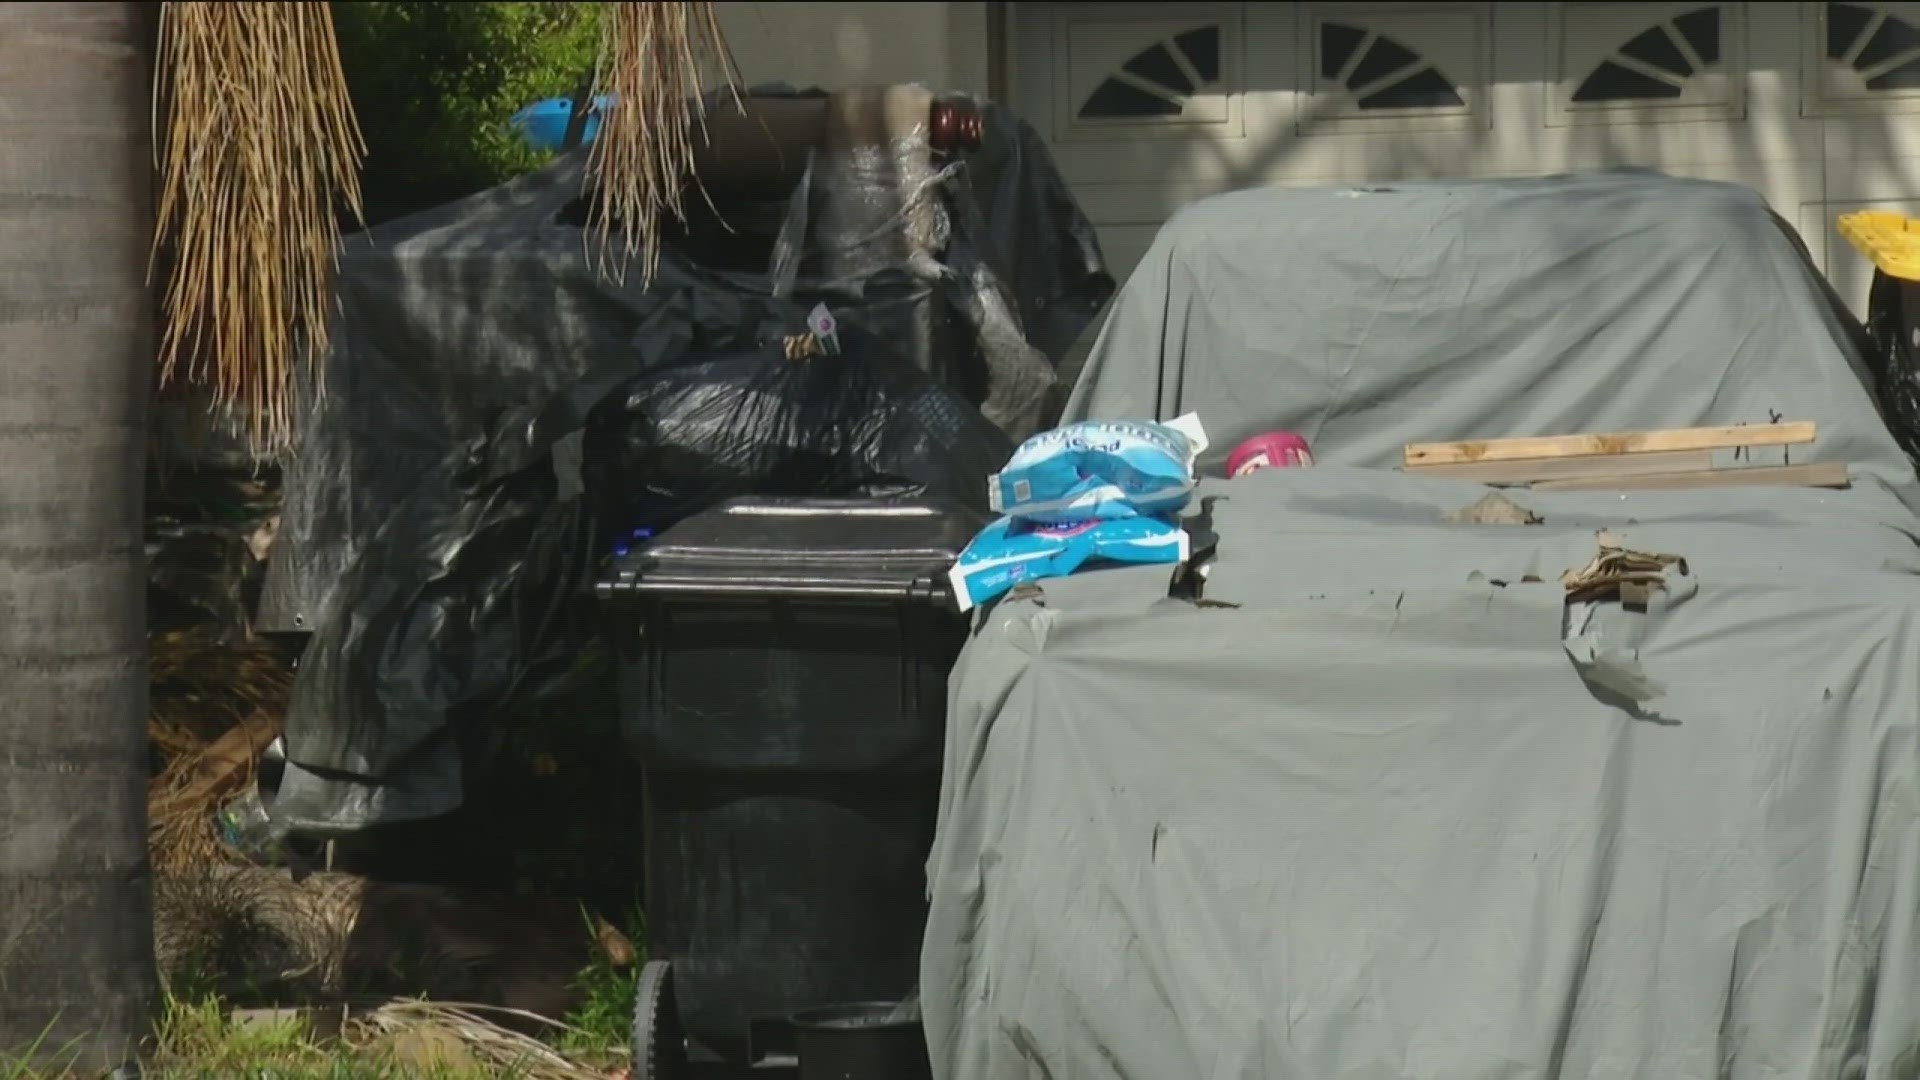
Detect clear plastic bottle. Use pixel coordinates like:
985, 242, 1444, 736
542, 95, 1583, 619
216, 788, 286, 864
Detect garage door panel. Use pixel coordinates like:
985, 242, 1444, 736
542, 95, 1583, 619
1473, 89, 1819, 190
1024, 3, 1821, 191
1812, 2, 1920, 310
1070, 183, 1228, 228
1071, 114, 1807, 191
1017, 1, 1911, 320
1037, 4, 1246, 142
1293, 2, 1490, 134
1037, 115, 1527, 192
1803, 0, 1920, 117
1817, 2, 1920, 200
1482, 2, 1818, 181
1825, 113, 1920, 166
1545, 2, 1747, 127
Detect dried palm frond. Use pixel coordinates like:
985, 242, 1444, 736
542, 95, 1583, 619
348, 999, 605, 1080
147, 631, 294, 871
154, 866, 369, 995
151, 2, 366, 454
149, 630, 292, 746
149, 710, 282, 872
586, 1, 741, 283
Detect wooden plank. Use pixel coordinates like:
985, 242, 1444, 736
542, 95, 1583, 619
1404, 422, 1817, 467
1531, 461, 1849, 493
1405, 449, 1713, 485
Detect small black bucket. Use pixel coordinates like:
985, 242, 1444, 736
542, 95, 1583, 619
791, 1002, 933, 1080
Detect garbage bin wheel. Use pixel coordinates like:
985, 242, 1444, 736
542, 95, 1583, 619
631, 959, 686, 1080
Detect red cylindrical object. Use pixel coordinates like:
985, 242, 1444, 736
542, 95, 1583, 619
928, 99, 984, 154
1227, 432, 1314, 477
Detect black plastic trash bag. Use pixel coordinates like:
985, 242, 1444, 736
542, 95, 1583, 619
272, 313, 1013, 833
581, 322, 1010, 534
261, 94, 1113, 834
1864, 269, 1920, 462
145, 467, 282, 642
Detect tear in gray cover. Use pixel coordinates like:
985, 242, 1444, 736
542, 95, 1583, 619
929, 173, 1920, 1077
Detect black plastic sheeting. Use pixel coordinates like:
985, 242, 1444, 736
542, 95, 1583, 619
1865, 270, 1920, 462
579, 323, 1014, 534
147, 397, 284, 643
146, 476, 277, 642
259, 98, 1111, 833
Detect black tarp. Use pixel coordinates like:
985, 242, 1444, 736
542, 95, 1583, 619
258, 97, 1112, 833
1864, 269, 1920, 462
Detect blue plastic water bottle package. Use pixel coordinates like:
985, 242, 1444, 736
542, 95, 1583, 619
988, 413, 1209, 523
947, 514, 1191, 613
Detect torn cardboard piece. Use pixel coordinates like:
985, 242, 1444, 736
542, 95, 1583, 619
1444, 492, 1544, 526
1560, 529, 1689, 611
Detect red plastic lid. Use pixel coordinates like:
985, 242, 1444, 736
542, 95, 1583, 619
1227, 432, 1313, 477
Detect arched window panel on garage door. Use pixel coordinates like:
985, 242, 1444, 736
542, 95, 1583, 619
1809, 1, 1920, 114
1052, 5, 1245, 141
1547, 3, 1745, 126
1296, 2, 1489, 135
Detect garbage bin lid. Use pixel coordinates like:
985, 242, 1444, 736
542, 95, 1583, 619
599, 497, 986, 604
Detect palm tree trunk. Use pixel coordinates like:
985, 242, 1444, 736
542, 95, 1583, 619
0, 2, 159, 1070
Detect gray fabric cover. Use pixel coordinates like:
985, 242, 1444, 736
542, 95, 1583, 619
1063, 171, 1906, 485
927, 172, 1920, 1078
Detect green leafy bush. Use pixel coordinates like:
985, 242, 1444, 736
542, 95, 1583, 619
332, 1, 603, 226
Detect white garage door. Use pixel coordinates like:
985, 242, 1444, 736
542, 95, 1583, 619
1013, 1, 1920, 324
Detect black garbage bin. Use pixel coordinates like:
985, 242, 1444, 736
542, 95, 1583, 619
595, 496, 981, 1076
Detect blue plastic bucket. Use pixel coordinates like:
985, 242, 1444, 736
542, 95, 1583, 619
510, 94, 613, 152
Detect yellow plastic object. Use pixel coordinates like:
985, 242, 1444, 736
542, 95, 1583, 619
1837, 210, 1920, 282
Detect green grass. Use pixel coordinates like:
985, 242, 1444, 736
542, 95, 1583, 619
4, 899, 648, 1078
0, 1021, 81, 1080
3, 991, 615, 1079
151, 994, 367, 1078
558, 902, 646, 1065
558, 960, 634, 1062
